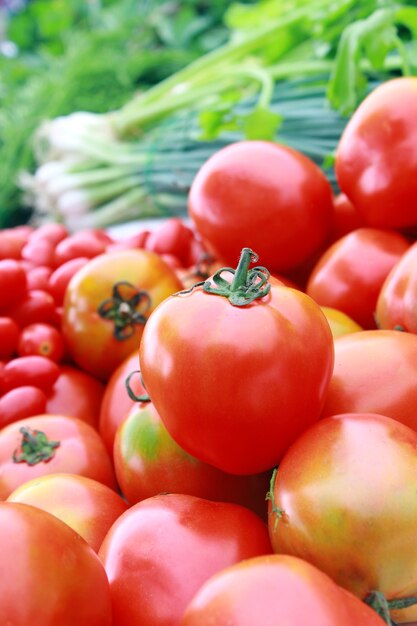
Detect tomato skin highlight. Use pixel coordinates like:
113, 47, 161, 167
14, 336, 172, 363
180, 554, 386, 626
140, 278, 334, 475
0, 501, 112, 625
99, 493, 272, 626
268, 412, 417, 624
188, 140, 334, 273
335, 77, 417, 229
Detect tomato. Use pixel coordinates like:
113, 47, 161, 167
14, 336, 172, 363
99, 350, 145, 454
17, 322, 65, 362
0, 414, 117, 499
53, 229, 113, 266
320, 306, 363, 339
21, 238, 55, 267
0, 317, 20, 359
321, 330, 417, 431
180, 554, 386, 626
28, 222, 69, 246
0, 355, 60, 394
8, 289, 57, 328
188, 141, 334, 273
0, 501, 112, 625
25, 265, 53, 292
335, 77, 417, 229
268, 412, 417, 624
0, 386, 48, 428
306, 228, 409, 329
99, 493, 272, 626
0, 259, 27, 311
329, 193, 365, 242
48, 257, 89, 305
63, 249, 183, 380
114, 402, 270, 519
139, 248, 334, 475
46, 365, 105, 429
0, 230, 28, 260
7, 473, 128, 552
145, 218, 196, 267
376, 240, 417, 332
105, 230, 149, 253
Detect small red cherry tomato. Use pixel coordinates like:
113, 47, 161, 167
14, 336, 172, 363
1, 356, 60, 394
0, 386, 48, 428
330, 193, 365, 242
25, 266, 53, 292
47, 257, 88, 305
28, 223, 69, 246
0, 230, 28, 260
17, 323, 65, 362
105, 230, 149, 253
0, 259, 27, 311
8, 289, 57, 328
21, 238, 55, 268
145, 218, 195, 267
54, 230, 112, 267
0, 317, 20, 359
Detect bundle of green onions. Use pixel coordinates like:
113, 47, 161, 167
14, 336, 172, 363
21, 0, 417, 230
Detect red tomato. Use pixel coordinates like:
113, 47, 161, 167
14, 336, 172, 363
335, 77, 417, 229
139, 248, 334, 474
28, 223, 69, 246
7, 473, 128, 552
48, 257, 89, 305
114, 402, 270, 519
98, 350, 144, 454
306, 228, 409, 329
17, 323, 65, 362
0, 259, 27, 311
180, 554, 386, 626
330, 193, 365, 242
54, 229, 112, 266
376, 240, 417, 332
62, 249, 183, 380
0, 230, 28, 259
25, 265, 53, 292
105, 230, 149, 253
0, 386, 47, 428
321, 330, 417, 432
99, 493, 272, 626
21, 238, 55, 267
46, 365, 104, 429
0, 317, 20, 359
145, 218, 195, 267
268, 413, 417, 624
188, 141, 334, 273
8, 289, 57, 328
0, 414, 117, 499
0, 501, 112, 625
0, 355, 60, 394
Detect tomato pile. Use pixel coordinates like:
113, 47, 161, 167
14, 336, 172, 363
1, 76, 417, 625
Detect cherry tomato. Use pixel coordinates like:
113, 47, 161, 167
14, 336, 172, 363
335, 77, 417, 229
106, 230, 149, 253
62, 249, 183, 380
0, 386, 48, 428
98, 493, 272, 626
17, 323, 65, 362
45, 365, 105, 429
180, 554, 386, 626
48, 257, 89, 305
376, 240, 417, 332
0, 317, 20, 359
321, 330, 417, 432
330, 193, 365, 242
0, 414, 117, 499
188, 140, 334, 273
21, 238, 55, 267
28, 223, 69, 246
7, 473, 128, 552
8, 289, 57, 328
54, 229, 113, 266
25, 265, 53, 292
114, 402, 270, 519
319, 306, 363, 339
306, 228, 409, 328
268, 412, 417, 624
139, 248, 334, 474
0, 501, 112, 625
0, 355, 60, 394
145, 218, 196, 267
0, 230, 28, 260
0, 259, 27, 311
99, 350, 144, 454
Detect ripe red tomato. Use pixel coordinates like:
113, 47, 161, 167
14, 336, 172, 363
62, 249, 183, 380
0, 317, 20, 359
21, 238, 55, 267
25, 265, 53, 292
306, 228, 409, 328
7, 474, 128, 552
8, 289, 57, 328
145, 217, 196, 267
188, 141, 334, 273
329, 193, 364, 242
17, 322, 65, 362
98, 493, 272, 626
0, 501, 112, 625
99, 350, 144, 454
139, 249, 334, 474
0, 355, 60, 394
48, 257, 89, 305
335, 77, 417, 229
53, 229, 113, 266
0, 259, 27, 311
114, 402, 270, 519
46, 365, 105, 429
28, 222, 69, 246
0, 414, 117, 499
268, 412, 417, 624
180, 554, 386, 626
376, 240, 417, 332
0, 386, 48, 428
321, 330, 417, 432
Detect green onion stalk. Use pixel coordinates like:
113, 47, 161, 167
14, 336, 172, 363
21, 0, 417, 231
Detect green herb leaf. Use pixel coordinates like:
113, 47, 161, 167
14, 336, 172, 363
239, 106, 283, 140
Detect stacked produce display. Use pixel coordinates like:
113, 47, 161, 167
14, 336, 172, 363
2, 1, 417, 625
